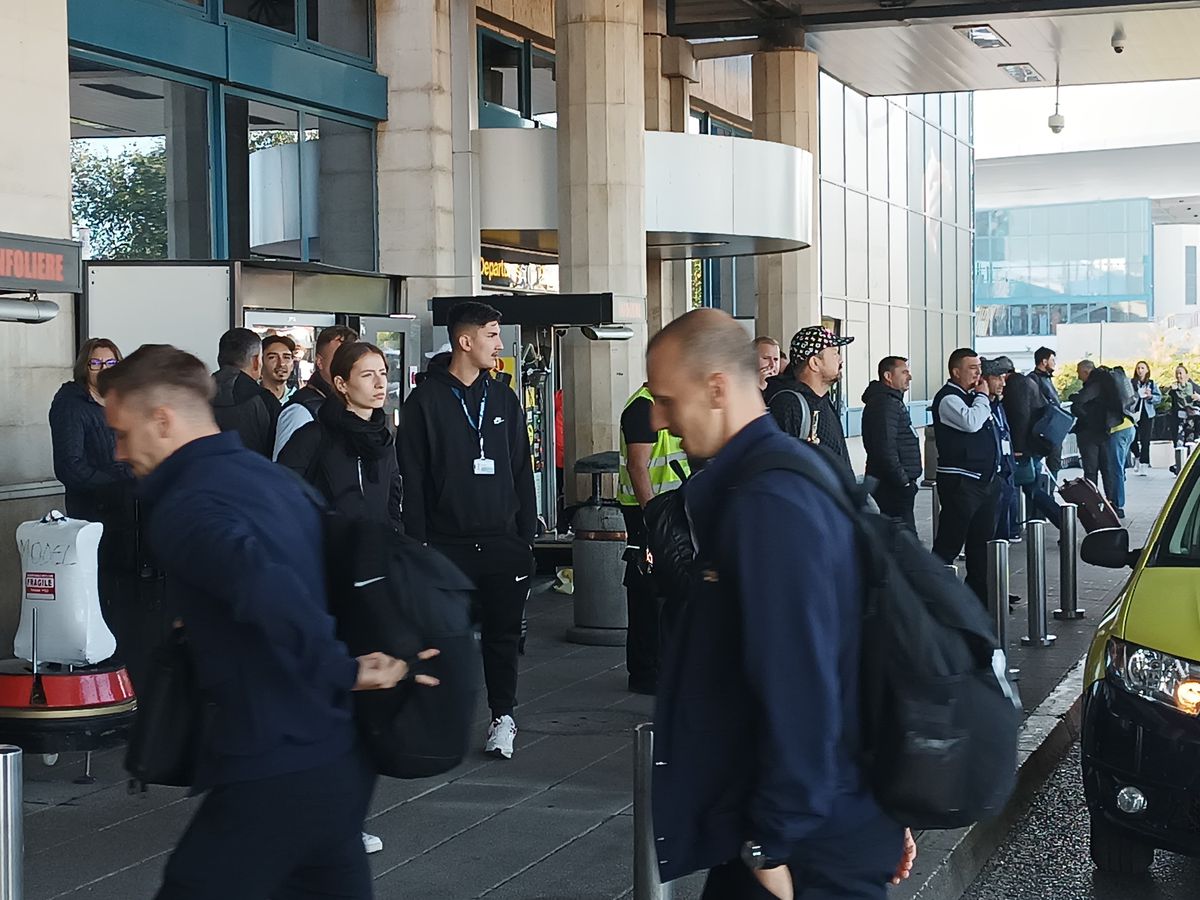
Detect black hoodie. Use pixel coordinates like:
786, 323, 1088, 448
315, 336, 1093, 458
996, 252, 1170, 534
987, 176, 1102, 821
399, 367, 535, 545
860, 380, 921, 491
212, 366, 278, 457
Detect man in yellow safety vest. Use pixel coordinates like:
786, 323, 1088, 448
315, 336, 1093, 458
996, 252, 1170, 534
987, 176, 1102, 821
618, 384, 689, 694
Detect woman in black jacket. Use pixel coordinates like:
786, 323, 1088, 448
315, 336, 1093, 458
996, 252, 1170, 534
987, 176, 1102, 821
48, 338, 137, 638
279, 341, 402, 532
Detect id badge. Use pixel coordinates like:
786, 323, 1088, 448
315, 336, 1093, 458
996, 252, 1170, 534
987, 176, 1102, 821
1001, 439, 1012, 456
474, 457, 496, 476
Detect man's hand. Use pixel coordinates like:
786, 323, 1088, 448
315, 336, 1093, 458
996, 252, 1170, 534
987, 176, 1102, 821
752, 866, 793, 900
891, 828, 917, 885
353, 649, 440, 691
975, 377, 991, 397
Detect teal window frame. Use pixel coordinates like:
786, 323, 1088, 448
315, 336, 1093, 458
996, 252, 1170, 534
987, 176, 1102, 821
478, 27, 556, 129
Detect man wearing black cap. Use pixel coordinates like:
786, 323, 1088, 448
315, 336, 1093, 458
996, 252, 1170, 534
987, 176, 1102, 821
762, 325, 855, 477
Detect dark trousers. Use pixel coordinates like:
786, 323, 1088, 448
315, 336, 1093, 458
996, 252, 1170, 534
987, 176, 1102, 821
1133, 415, 1154, 464
436, 537, 533, 719
156, 749, 375, 900
624, 557, 661, 688
872, 483, 916, 532
933, 474, 1001, 604
1022, 460, 1062, 530
1077, 434, 1107, 488
994, 475, 1019, 540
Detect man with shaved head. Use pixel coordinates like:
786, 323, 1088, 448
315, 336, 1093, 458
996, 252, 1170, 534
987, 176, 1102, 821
646, 310, 914, 900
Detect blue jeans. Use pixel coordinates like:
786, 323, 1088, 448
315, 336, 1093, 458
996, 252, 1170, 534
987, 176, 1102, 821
1104, 427, 1136, 512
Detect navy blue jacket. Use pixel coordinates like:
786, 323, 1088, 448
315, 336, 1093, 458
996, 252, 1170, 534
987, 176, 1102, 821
652, 415, 896, 882
932, 381, 1000, 482
48, 381, 134, 522
139, 432, 358, 789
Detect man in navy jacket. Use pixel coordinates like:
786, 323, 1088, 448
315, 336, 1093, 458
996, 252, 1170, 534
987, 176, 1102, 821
100, 344, 426, 899
645, 310, 913, 899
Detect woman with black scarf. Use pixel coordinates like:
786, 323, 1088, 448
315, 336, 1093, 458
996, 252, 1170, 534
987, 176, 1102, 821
279, 341, 402, 532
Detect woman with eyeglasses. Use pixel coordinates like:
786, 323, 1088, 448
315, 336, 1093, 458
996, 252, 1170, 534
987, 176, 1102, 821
48, 339, 138, 646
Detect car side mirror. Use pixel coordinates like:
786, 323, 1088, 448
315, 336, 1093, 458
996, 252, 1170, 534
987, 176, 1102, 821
1080, 528, 1139, 569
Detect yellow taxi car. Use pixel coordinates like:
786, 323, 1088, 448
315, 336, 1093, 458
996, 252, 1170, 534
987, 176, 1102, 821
1080, 450, 1200, 873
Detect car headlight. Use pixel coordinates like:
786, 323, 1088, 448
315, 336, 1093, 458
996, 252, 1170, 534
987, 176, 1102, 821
1107, 638, 1200, 716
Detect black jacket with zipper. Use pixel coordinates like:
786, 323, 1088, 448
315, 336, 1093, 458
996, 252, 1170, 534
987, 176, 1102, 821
399, 367, 536, 545
278, 398, 402, 532
762, 375, 853, 477
212, 366, 278, 457
1002, 372, 1050, 457
860, 380, 921, 491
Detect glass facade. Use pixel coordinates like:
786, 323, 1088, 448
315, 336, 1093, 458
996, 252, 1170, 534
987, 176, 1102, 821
975, 199, 1154, 337
820, 74, 975, 412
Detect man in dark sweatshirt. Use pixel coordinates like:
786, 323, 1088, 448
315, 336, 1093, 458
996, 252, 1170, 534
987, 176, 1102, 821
646, 309, 914, 899
861, 356, 922, 531
211, 327, 277, 457
762, 325, 855, 478
400, 300, 536, 761
99, 344, 423, 898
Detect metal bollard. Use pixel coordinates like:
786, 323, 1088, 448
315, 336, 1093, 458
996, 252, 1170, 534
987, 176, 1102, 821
1, 745, 23, 900
1177, 445, 1188, 473
1022, 520, 1057, 647
1054, 504, 1084, 621
1017, 489, 1028, 529
634, 725, 673, 900
987, 540, 1010, 650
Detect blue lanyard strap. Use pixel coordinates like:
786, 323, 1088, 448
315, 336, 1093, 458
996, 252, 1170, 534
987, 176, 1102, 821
454, 378, 488, 459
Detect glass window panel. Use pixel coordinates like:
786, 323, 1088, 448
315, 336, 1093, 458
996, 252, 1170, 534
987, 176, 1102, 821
867, 96, 889, 197
1046, 205, 1070, 233
942, 223, 956, 310
1009, 303, 1028, 335
1010, 207, 1029, 235
820, 73, 845, 183
956, 141, 970, 226
957, 228, 972, 315
530, 52, 557, 127
844, 88, 868, 191
1090, 305, 1109, 323
909, 211, 926, 306
227, 98, 302, 259
926, 216, 942, 308
908, 308, 926, 396
1029, 304, 1049, 335
907, 94, 924, 115
735, 256, 758, 319
924, 124, 941, 218
956, 93, 971, 142
1186, 245, 1197, 306
1069, 203, 1089, 233
888, 103, 907, 206
224, 0, 296, 33
1105, 201, 1126, 231
308, 0, 371, 57
846, 190, 869, 299
890, 205, 908, 306
480, 31, 522, 117
907, 115, 923, 213
821, 182, 846, 298
70, 57, 212, 260
941, 93, 956, 131
307, 115, 375, 270
941, 132, 955, 223
925, 94, 941, 126
687, 110, 703, 134
868, 198, 889, 301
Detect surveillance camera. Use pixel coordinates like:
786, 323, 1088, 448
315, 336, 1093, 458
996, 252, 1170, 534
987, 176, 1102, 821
1048, 112, 1065, 134
1112, 28, 1127, 54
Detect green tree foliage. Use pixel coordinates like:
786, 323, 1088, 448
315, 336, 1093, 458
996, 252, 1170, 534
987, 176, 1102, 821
71, 139, 168, 259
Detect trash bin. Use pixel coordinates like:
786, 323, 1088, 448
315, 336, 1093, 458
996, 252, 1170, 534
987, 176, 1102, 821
566, 451, 628, 646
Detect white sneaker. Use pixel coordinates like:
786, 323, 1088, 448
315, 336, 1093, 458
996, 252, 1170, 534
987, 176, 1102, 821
1136, 462, 1148, 476
485, 715, 517, 759
362, 832, 383, 854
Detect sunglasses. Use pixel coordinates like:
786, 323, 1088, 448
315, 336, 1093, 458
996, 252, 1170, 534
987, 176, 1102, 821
88, 358, 119, 369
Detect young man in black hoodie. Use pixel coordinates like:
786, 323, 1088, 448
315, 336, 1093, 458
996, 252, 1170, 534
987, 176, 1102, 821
400, 301, 536, 760
861, 356, 922, 530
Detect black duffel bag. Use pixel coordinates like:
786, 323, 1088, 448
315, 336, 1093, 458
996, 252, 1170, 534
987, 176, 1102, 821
124, 627, 203, 788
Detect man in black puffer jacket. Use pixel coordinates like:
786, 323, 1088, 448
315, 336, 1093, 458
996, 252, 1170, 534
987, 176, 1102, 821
861, 356, 922, 530
211, 328, 278, 457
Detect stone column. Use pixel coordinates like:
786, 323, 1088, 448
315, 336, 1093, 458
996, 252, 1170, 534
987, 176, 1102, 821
752, 46, 820, 345
557, 0, 647, 500
643, 0, 693, 336
376, 0, 476, 333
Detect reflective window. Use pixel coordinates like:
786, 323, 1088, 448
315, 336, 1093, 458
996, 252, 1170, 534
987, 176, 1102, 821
531, 52, 557, 127
69, 57, 211, 260
819, 73, 845, 184
1187, 246, 1198, 306
308, 0, 372, 57
821, 183, 846, 297
845, 191, 868, 299
480, 31, 522, 119
844, 89, 867, 191
224, 0, 296, 34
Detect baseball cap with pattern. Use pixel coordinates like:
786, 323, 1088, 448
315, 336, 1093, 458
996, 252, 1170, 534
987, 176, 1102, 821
790, 325, 854, 362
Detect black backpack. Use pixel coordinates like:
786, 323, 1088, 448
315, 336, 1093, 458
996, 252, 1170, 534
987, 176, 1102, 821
733, 451, 1020, 829
322, 515, 482, 779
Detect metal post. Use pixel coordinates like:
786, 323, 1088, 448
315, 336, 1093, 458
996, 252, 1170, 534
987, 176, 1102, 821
1176, 445, 1188, 473
931, 484, 940, 541
634, 724, 673, 900
1054, 504, 1083, 621
1022, 520, 1056, 647
1, 745, 23, 900
987, 541, 1020, 681
1017, 489, 1028, 529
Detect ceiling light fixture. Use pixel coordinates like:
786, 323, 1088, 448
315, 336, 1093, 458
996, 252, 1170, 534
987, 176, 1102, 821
955, 24, 1008, 49
1048, 66, 1065, 133
999, 63, 1044, 84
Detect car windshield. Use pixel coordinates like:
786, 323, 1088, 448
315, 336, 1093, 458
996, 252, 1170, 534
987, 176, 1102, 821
1154, 464, 1200, 566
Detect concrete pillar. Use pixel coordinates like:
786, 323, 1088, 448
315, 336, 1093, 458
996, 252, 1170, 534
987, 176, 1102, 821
752, 46, 820, 344
376, 0, 478, 332
0, 0, 74, 648
557, 0, 647, 500
643, 0, 692, 337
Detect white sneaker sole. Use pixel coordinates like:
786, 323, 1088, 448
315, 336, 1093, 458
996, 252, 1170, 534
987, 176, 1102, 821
362, 833, 383, 854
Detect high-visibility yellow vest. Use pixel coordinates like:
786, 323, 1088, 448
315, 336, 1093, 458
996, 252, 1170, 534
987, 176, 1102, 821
617, 386, 689, 507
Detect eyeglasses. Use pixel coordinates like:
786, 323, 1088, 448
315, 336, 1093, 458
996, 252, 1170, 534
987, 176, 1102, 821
88, 358, 118, 370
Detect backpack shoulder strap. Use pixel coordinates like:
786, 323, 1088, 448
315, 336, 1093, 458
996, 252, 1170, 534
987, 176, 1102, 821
733, 450, 861, 522
766, 389, 812, 441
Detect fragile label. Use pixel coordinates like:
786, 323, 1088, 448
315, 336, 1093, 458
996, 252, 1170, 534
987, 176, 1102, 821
25, 572, 55, 600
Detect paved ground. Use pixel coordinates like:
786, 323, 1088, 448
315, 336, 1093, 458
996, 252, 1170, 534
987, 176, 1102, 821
14, 464, 1177, 899
962, 746, 1200, 900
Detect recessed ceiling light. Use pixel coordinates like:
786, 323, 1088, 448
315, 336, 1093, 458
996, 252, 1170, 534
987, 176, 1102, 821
999, 63, 1044, 83
955, 24, 1009, 49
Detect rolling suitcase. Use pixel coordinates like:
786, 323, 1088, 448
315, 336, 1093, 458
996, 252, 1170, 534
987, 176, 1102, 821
1058, 477, 1121, 532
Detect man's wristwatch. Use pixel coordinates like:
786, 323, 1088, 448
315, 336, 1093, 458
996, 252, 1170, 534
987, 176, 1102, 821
740, 840, 786, 871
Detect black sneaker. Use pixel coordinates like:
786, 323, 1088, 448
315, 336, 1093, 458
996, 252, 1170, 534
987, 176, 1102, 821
627, 677, 657, 696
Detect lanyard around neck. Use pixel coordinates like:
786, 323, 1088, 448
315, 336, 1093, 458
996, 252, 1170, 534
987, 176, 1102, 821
455, 378, 489, 459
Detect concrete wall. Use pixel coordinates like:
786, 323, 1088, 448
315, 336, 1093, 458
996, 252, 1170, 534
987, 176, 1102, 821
1154, 223, 1200, 324
0, 0, 73, 652
693, 56, 752, 124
